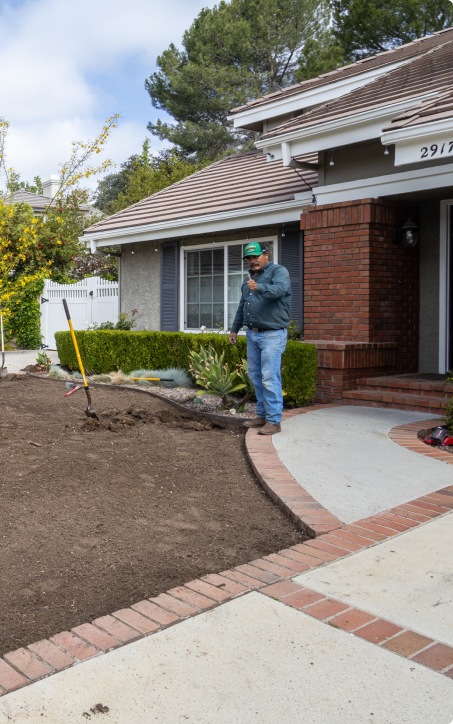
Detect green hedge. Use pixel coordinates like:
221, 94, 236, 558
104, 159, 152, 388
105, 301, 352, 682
55, 330, 317, 406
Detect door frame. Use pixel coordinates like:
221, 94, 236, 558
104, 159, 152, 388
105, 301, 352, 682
439, 199, 453, 373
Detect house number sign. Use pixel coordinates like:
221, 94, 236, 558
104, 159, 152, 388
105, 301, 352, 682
419, 141, 453, 159
393, 134, 453, 166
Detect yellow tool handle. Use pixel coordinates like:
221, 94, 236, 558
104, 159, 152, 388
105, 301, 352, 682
62, 299, 89, 388
129, 377, 174, 381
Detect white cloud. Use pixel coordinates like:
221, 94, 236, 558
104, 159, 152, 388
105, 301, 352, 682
0, 0, 218, 188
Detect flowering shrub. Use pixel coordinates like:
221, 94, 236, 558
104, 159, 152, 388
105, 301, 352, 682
0, 201, 51, 345
0, 115, 120, 346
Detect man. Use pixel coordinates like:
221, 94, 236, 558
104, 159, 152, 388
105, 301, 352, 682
228, 242, 292, 435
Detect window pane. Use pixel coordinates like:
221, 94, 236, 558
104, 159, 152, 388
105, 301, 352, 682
228, 303, 238, 329
187, 305, 199, 328
186, 253, 199, 276
200, 305, 213, 327
228, 275, 243, 299
200, 250, 212, 275
213, 304, 224, 328
187, 277, 199, 303
200, 277, 212, 303
212, 248, 224, 274
213, 275, 224, 302
229, 245, 242, 272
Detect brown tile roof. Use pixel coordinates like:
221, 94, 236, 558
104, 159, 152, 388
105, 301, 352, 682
260, 40, 453, 141
383, 88, 453, 130
85, 151, 317, 235
7, 189, 101, 217
231, 27, 453, 115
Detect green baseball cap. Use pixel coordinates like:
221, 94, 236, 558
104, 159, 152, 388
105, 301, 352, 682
243, 242, 267, 258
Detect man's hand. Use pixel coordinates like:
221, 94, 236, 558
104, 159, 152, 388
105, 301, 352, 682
228, 332, 237, 345
247, 273, 258, 292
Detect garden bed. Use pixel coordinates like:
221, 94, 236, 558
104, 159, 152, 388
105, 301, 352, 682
0, 375, 304, 655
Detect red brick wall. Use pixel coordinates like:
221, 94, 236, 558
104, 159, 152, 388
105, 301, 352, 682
301, 198, 419, 373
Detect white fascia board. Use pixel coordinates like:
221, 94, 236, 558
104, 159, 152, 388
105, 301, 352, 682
228, 60, 408, 129
381, 117, 453, 144
83, 196, 313, 252
313, 161, 453, 205
256, 95, 437, 161
382, 117, 453, 166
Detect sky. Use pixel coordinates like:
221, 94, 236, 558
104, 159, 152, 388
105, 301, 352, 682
0, 0, 218, 192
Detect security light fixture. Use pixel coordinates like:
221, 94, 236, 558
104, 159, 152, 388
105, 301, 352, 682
401, 218, 419, 248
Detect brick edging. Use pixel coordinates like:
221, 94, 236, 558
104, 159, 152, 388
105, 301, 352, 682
389, 417, 453, 464
262, 578, 453, 678
245, 409, 453, 539
245, 404, 344, 537
0, 486, 452, 694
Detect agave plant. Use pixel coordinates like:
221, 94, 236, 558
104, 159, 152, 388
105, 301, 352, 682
188, 345, 247, 404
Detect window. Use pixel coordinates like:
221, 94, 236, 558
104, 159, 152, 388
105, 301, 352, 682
183, 240, 274, 331
186, 248, 224, 329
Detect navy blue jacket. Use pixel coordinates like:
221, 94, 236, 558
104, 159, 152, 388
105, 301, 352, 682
231, 262, 292, 333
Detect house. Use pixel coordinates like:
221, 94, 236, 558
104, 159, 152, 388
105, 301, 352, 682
83, 27, 453, 406
9, 175, 101, 217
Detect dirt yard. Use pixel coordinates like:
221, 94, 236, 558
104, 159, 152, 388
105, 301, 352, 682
0, 375, 304, 656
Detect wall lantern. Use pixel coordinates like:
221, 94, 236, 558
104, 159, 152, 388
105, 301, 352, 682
401, 218, 419, 248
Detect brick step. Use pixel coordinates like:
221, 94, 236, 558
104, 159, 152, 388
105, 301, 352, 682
342, 388, 450, 415
357, 376, 453, 400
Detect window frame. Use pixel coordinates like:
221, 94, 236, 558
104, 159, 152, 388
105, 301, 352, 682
179, 236, 277, 332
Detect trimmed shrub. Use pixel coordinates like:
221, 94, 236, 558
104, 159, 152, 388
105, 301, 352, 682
55, 330, 317, 406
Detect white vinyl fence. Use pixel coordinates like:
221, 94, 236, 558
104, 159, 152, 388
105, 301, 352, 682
41, 277, 119, 349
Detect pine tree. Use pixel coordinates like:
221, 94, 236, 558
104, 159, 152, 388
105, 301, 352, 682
145, 0, 329, 160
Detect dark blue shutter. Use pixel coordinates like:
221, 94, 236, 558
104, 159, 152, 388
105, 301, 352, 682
160, 241, 179, 331
280, 229, 303, 330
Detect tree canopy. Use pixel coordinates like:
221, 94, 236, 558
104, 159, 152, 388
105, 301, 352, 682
145, 0, 329, 160
331, 0, 453, 61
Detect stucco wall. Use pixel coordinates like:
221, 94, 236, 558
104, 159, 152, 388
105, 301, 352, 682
418, 201, 440, 372
120, 241, 161, 330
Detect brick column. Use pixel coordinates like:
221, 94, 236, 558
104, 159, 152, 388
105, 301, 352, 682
300, 198, 419, 400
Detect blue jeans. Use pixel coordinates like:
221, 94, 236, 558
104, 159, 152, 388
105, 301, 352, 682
246, 328, 288, 424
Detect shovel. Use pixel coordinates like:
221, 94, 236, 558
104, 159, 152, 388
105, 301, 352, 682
62, 298, 98, 419
0, 313, 7, 378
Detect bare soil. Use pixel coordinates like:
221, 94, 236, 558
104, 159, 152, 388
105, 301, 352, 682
0, 375, 304, 656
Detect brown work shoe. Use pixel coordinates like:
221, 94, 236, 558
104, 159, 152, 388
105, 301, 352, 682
258, 422, 281, 435
243, 417, 266, 428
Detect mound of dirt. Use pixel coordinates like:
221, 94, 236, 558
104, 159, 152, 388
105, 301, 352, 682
81, 406, 219, 432
0, 375, 304, 655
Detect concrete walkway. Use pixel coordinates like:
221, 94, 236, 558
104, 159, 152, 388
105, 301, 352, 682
0, 402, 452, 723
1, 349, 60, 374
